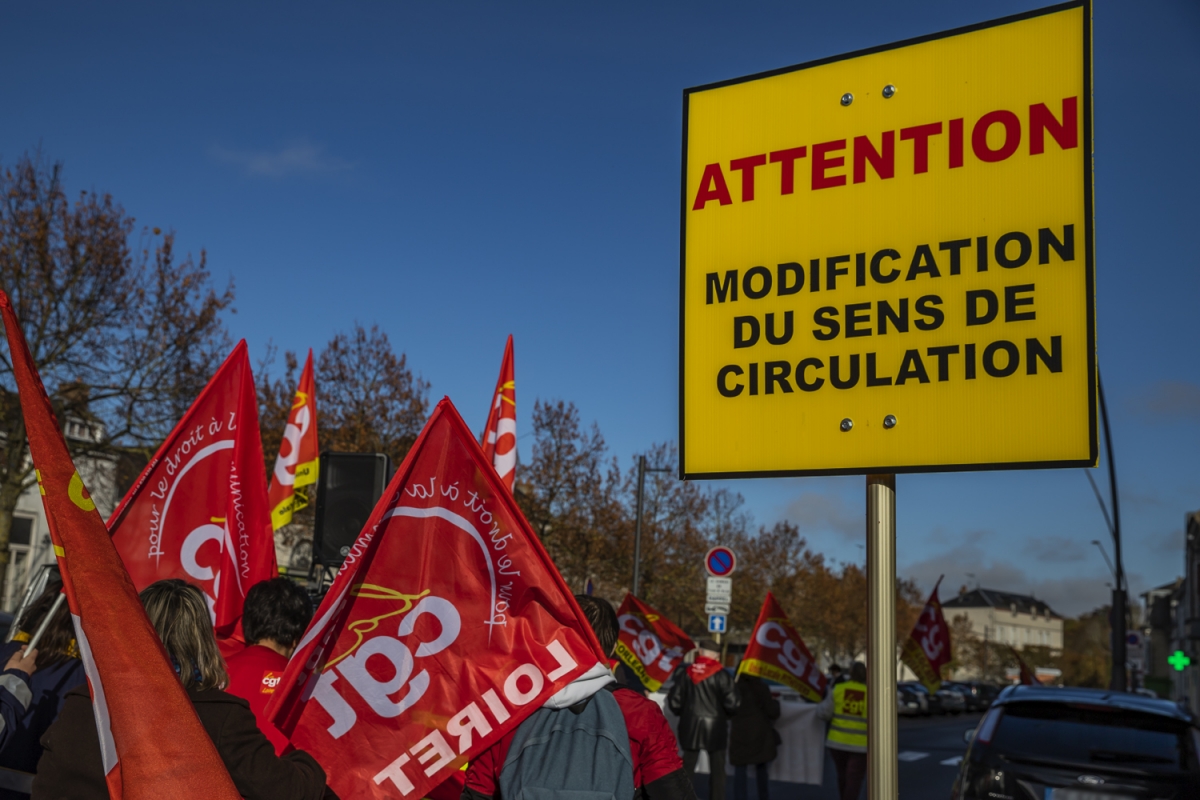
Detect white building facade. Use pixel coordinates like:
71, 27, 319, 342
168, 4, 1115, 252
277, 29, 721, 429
3, 419, 117, 611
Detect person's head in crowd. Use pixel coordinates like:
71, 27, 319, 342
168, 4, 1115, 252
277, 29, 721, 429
697, 639, 721, 660
243, 577, 314, 657
574, 594, 618, 657
850, 661, 866, 683
139, 579, 227, 692
829, 664, 843, 677
17, 578, 77, 671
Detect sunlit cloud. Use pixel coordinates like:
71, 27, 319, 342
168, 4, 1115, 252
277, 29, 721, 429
209, 140, 353, 178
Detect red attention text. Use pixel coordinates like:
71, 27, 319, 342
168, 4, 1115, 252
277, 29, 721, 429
691, 97, 1078, 210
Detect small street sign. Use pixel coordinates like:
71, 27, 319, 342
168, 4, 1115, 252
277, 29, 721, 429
705, 591, 732, 604
707, 577, 732, 592
705, 603, 731, 615
705, 547, 737, 577
708, 614, 727, 634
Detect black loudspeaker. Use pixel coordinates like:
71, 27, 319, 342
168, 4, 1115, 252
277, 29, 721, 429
313, 452, 391, 568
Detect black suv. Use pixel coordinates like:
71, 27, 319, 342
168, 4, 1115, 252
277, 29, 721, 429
952, 685, 1200, 799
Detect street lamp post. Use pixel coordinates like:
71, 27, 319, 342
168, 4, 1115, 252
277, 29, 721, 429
1098, 373, 1127, 692
632, 455, 672, 597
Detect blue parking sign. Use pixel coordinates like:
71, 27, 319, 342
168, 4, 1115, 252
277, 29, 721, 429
708, 614, 727, 634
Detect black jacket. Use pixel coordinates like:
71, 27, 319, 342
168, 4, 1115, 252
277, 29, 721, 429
728, 676, 780, 767
666, 666, 739, 751
0, 641, 86, 787
32, 684, 334, 800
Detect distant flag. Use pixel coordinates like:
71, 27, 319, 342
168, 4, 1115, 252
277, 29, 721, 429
585, 578, 594, 596
0, 292, 242, 800
614, 594, 695, 693
107, 342, 276, 645
1008, 646, 1038, 685
268, 350, 320, 530
480, 335, 516, 490
738, 592, 826, 701
900, 577, 952, 693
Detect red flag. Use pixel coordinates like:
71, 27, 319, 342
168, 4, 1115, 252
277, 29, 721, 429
614, 593, 694, 692
107, 341, 275, 642
266, 397, 608, 800
738, 592, 826, 701
480, 335, 516, 490
900, 578, 952, 693
1008, 646, 1037, 685
268, 349, 319, 531
0, 292, 241, 800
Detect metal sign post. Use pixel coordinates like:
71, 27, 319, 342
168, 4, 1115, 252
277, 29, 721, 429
867, 474, 897, 800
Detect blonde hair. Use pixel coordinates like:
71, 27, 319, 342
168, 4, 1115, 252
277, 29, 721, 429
139, 580, 228, 692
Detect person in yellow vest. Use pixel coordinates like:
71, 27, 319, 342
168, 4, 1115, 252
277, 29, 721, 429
816, 661, 867, 800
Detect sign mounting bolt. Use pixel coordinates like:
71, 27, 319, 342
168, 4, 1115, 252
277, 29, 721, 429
883, 414, 897, 429
840, 418, 854, 432
840, 92, 853, 106
882, 84, 896, 98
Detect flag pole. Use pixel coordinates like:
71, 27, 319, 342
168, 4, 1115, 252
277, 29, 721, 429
867, 473, 897, 800
26, 592, 66, 651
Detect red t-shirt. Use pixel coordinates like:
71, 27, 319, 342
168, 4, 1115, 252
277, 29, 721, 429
224, 644, 290, 755
465, 686, 683, 796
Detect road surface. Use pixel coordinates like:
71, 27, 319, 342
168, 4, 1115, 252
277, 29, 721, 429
689, 712, 983, 800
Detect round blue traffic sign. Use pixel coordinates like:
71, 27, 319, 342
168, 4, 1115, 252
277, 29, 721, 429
705, 546, 736, 577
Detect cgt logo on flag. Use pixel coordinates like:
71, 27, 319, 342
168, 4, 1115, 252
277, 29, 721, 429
738, 592, 826, 702
480, 335, 516, 490
900, 578, 952, 693
108, 341, 276, 640
614, 594, 694, 692
269, 349, 320, 530
267, 397, 608, 800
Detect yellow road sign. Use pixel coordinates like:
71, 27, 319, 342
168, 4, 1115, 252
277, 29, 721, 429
680, 1, 1095, 478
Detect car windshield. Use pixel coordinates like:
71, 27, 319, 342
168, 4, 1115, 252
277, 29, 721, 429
990, 702, 1193, 773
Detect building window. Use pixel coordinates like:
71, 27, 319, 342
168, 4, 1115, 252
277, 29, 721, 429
9, 516, 32, 546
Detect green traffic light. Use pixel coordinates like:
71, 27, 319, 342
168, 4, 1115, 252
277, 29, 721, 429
1169, 651, 1191, 672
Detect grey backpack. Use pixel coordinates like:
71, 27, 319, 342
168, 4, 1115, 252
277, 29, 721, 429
499, 688, 635, 800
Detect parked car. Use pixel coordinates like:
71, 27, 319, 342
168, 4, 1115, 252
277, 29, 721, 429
952, 685, 1200, 799
964, 681, 1001, 708
900, 681, 943, 715
945, 681, 991, 712
898, 687, 922, 716
937, 685, 967, 715
898, 684, 929, 716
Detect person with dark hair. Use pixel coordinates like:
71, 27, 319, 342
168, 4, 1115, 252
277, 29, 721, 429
464, 595, 695, 800
668, 639, 739, 800
816, 661, 868, 800
0, 579, 86, 792
34, 579, 334, 800
226, 577, 314, 754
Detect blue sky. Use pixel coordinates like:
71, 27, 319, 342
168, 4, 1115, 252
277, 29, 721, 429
3, 1, 1197, 616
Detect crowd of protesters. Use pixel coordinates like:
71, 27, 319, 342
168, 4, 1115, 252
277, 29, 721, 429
0, 580, 837, 800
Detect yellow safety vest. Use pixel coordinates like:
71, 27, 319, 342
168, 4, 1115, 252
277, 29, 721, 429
826, 680, 867, 752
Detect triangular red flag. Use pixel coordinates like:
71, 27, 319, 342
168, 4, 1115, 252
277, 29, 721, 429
614, 593, 694, 692
268, 349, 320, 530
0, 292, 241, 800
900, 578, 952, 693
107, 341, 276, 645
267, 397, 608, 800
738, 592, 826, 701
480, 335, 516, 489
